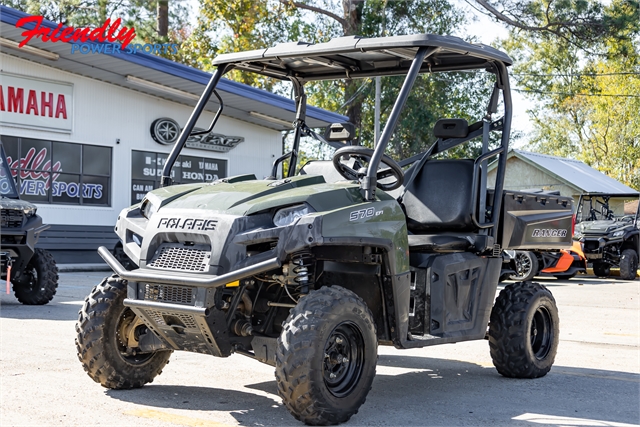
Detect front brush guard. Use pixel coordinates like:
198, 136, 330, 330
98, 246, 282, 357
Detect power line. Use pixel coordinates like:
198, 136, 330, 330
514, 88, 640, 97
513, 72, 640, 77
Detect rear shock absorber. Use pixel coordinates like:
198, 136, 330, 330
287, 252, 314, 295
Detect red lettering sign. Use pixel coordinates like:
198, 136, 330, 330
15, 16, 136, 49
0, 85, 67, 120
8, 87, 23, 113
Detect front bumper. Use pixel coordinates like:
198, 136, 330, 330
0, 217, 49, 273
99, 246, 281, 357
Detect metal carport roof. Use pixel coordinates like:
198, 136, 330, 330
493, 149, 638, 195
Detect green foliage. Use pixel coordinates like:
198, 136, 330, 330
190, 0, 494, 162
495, 0, 640, 189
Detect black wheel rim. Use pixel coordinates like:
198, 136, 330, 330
21, 260, 40, 293
530, 306, 553, 360
114, 307, 155, 364
323, 321, 365, 398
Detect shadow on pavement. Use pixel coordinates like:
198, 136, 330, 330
0, 297, 82, 321
105, 354, 640, 427
107, 384, 299, 426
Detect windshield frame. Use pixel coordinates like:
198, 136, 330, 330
576, 193, 640, 223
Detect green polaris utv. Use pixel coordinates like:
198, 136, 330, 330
76, 34, 574, 425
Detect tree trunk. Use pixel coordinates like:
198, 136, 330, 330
157, 0, 169, 37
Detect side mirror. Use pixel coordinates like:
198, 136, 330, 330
324, 122, 355, 142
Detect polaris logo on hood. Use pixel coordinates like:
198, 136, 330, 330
159, 217, 217, 231
532, 228, 568, 238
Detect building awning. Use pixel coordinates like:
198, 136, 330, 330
0, 5, 347, 131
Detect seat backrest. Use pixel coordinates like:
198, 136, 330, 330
402, 159, 477, 233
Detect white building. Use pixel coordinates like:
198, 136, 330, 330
0, 6, 344, 263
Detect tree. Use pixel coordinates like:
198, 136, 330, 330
479, 0, 640, 189
192, 0, 492, 161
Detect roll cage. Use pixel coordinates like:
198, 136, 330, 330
161, 33, 513, 233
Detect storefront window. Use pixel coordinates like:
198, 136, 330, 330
131, 150, 227, 204
0, 136, 111, 206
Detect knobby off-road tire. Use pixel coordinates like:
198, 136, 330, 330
13, 248, 58, 305
75, 275, 172, 389
489, 281, 559, 379
276, 286, 378, 426
509, 251, 538, 282
619, 249, 638, 281
593, 262, 610, 278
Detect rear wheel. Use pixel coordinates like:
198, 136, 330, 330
489, 281, 559, 378
593, 262, 610, 278
509, 251, 538, 282
276, 286, 377, 425
75, 275, 172, 389
619, 249, 638, 281
13, 248, 58, 305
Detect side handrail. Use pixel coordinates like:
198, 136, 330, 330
470, 146, 505, 229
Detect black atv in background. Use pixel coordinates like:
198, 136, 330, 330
574, 193, 639, 280
0, 142, 59, 304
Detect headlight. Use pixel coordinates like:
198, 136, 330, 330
273, 204, 314, 227
140, 198, 158, 219
612, 230, 625, 237
23, 206, 37, 217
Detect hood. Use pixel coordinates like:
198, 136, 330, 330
146, 174, 368, 216
0, 198, 37, 212
580, 220, 623, 234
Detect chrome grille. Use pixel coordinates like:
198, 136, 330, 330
1, 209, 24, 228
146, 309, 198, 329
143, 283, 194, 304
148, 244, 210, 272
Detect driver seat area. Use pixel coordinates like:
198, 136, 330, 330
402, 159, 479, 253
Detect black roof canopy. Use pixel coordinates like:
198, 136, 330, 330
212, 34, 513, 81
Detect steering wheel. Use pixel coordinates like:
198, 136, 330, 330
332, 146, 404, 191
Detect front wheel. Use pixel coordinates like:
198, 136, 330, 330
489, 281, 559, 378
13, 248, 58, 305
593, 262, 610, 278
75, 275, 172, 389
276, 286, 377, 425
619, 249, 638, 281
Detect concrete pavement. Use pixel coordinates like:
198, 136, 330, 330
1, 272, 638, 427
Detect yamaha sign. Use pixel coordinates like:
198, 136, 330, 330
150, 118, 244, 152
